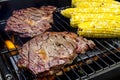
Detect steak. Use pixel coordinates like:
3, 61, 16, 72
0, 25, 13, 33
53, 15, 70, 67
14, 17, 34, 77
17, 32, 95, 76
5, 6, 56, 37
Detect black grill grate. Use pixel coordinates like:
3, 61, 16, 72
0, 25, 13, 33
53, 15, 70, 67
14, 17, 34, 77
0, 8, 120, 80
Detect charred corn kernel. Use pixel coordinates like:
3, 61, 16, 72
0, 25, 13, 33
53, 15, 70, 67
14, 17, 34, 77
61, 7, 120, 18
74, 1, 120, 8
70, 13, 120, 27
77, 22, 120, 38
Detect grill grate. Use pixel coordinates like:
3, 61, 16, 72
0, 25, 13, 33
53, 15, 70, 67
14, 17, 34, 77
0, 8, 120, 80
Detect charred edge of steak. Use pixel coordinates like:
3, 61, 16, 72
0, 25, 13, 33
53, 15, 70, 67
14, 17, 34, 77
18, 61, 65, 78
18, 64, 71, 80
75, 37, 96, 54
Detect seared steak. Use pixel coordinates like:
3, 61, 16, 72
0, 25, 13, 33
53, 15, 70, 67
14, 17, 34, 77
18, 32, 95, 76
5, 6, 56, 37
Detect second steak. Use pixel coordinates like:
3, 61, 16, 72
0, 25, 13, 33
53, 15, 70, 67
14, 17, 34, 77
5, 6, 56, 37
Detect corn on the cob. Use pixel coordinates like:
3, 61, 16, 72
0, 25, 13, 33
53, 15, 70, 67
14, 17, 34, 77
78, 32, 120, 38
78, 22, 120, 38
74, 2, 120, 8
72, 0, 114, 4
61, 7, 120, 18
78, 21, 120, 28
72, 0, 117, 6
70, 13, 120, 27
61, 0, 120, 38
75, 1, 120, 8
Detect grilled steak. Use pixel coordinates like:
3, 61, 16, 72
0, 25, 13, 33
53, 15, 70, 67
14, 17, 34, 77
17, 32, 95, 76
5, 6, 56, 37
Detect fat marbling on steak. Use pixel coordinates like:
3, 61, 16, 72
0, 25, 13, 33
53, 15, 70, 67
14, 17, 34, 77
5, 6, 56, 37
17, 32, 95, 76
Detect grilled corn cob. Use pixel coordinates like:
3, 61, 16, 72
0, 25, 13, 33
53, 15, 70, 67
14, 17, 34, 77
74, 2, 120, 8
70, 13, 120, 27
78, 22, 120, 38
61, 0, 120, 38
75, 1, 120, 8
61, 7, 120, 18
72, 0, 114, 4
72, 0, 117, 7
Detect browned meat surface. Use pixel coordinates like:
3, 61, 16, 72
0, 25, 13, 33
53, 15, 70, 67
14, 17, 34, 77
17, 32, 95, 76
5, 6, 56, 37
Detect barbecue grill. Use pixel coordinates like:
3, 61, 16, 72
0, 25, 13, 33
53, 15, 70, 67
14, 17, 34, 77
1, 0, 120, 80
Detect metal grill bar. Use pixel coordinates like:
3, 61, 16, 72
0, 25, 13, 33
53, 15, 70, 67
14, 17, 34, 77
62, 70, 71, 80
54, 14, 68, 31
90, 53, 109, 69
71, 69, 80, 79
85, 54, 103, 71
95, 47, 115, 66
64, 69, 80, 80
0, 31, 30, 80
105, 40, 120, 54
53, 24, 61, 31
95, 40, 120, 61
86, 53, 109, 70
54, 13, 70, 28
78, 56, 95, 75
95, 40, 117, 65
76, 65, 87, 78
0, 35, 17, 80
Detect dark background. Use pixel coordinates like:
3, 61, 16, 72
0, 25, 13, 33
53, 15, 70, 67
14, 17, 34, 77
91, 67, 120, 80
0, 0, 71, 20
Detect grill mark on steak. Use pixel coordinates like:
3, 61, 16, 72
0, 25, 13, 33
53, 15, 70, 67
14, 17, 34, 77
29, 42, 45, 73
45, 33, 52, 68
63, 35, 76, 56
35, 33, 50, 73
53, 34, 63, 58
27, 41, 31, 68
64, 37, 75, 57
